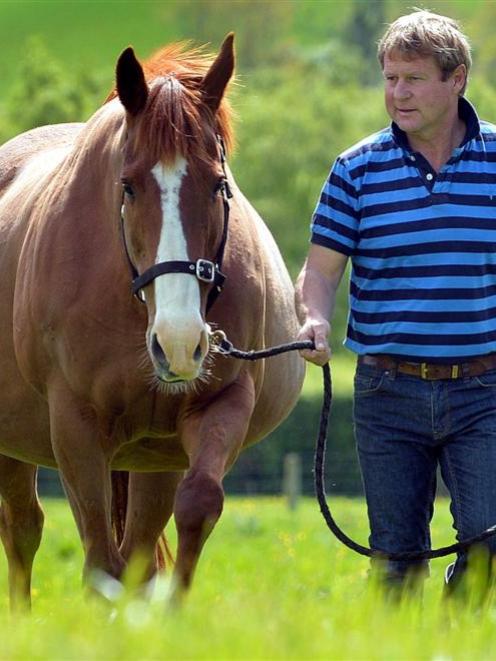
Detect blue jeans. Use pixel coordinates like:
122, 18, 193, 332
353, 360, 496, 586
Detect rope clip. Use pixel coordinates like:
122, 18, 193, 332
209, 330, 233, 355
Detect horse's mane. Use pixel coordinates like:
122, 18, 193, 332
107, 42, 234, 166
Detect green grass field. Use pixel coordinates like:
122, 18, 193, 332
0, 496, 495, 660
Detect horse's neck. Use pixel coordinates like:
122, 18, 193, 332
67, 101, 125, 207
39, 103, 126, 273
41, 108, 124, 275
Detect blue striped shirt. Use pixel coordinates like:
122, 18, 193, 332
311, 98, 496, 362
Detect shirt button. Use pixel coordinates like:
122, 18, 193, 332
410, 155, 416, 161
426, 173, 433, 181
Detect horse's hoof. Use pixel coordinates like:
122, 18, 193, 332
166, 578, 186, 610
87, 569, 125, 603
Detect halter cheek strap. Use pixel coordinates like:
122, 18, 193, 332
119, 135, 232, 313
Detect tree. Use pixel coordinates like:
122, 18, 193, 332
344, 0, 386, 86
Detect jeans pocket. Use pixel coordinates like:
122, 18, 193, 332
475, 369, 496, 388
354, 372, 385, 395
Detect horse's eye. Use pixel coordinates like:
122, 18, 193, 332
213, 177, 226, 198
122, 182, 135, 198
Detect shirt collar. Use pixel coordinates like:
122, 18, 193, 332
391, 97, 480, 151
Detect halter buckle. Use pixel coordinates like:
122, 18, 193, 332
196, 259, 215, 283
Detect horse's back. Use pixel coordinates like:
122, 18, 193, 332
0, 122, 83, 270
0, 124, 82, 195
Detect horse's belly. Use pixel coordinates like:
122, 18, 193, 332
0, 400, 55, 468
246, 351, 305, 446
111, 436, 189, 471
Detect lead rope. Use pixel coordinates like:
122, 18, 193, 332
212, 333, 496, 560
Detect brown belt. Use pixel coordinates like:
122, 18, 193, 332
358, 354, 496, 380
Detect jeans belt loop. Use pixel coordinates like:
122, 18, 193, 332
384, 360, 397, 379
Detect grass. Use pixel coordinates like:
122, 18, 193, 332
1, 496, 496, 659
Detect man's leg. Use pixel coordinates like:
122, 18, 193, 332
439, 371, 496, 596
354, 364, 438, 589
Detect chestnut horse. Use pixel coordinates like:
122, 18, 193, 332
0, 34, 304, 610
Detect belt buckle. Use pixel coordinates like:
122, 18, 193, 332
421, 362, 460, 380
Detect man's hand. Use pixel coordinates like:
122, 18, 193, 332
297, 317, 331, 366
295, 244, 347, 366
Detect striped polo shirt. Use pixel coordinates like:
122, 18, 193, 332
311, 98, 496, 362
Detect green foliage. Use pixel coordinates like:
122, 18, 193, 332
1, 497, 496, 659
232, 74, 385, 278
466, 77, 496, 121
164, 0, 294, 69
227, 389, 360, 495
343, 0, 387, 85
0, 37, 102, 143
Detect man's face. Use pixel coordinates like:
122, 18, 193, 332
383, 50, 465, 141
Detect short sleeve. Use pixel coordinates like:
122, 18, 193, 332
310, 156, 359, 256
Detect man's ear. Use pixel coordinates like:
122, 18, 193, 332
452, 63, 467, 94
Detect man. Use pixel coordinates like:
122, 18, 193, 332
296, 10, 496, 592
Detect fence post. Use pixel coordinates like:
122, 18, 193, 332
283, 452, 301, 510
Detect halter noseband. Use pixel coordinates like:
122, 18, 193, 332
119, 135, 232, 314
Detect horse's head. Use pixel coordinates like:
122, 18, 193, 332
115, 36, 235, 386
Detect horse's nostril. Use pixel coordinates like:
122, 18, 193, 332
193, 343, 202, 362
152, 333, 167, 366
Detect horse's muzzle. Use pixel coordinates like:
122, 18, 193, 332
149, 331, 205, 382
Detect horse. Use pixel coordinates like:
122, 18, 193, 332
0, 34, 305, 610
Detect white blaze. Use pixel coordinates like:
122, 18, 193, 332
150, 158, 205, 376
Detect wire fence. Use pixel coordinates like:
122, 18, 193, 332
37, 450, 448, 499
37, 448, 365, 498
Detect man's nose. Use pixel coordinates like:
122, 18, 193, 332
394, 81, 411, 100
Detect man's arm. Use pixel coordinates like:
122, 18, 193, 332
295, 243, 348, 365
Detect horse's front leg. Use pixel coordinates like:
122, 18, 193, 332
48, 377, 125, 583
171, 370, 256, 601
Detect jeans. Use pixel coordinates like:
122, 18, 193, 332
353, 360, 496, 587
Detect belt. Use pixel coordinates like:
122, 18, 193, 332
358, 354, 496, 380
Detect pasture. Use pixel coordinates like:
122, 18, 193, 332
1, 496, 495, 660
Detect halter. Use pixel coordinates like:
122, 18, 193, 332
119, 135, 232, 313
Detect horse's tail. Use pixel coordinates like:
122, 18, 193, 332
110, 470, 173, 572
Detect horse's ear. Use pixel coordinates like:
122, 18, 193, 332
116, 47, 148, 116
201, 33, 235, 113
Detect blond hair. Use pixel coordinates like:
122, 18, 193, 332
378, 10, 471, 94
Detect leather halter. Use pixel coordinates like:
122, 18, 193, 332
119, 135, 232, 313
